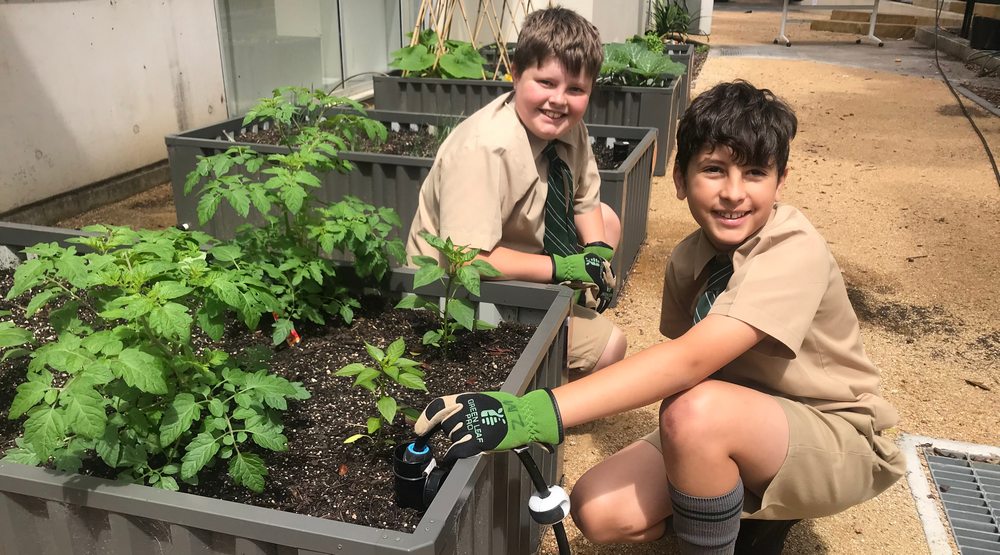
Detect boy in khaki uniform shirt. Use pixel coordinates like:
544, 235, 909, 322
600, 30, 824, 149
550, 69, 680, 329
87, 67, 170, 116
406, 7, 627, 374
412, 80, 905, 554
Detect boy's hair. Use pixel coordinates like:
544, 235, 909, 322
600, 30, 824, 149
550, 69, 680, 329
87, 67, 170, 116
675, 80, 798, 176
511, 7, 603, 82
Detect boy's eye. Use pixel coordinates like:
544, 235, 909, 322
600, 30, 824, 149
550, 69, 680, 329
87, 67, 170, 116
703, 165, 723, 174
747, 168, 769, 177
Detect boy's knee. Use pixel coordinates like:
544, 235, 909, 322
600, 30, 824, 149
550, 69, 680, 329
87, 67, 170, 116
570, 486, 651, 544
599, 203, 621, 248
658, 381, 730, 445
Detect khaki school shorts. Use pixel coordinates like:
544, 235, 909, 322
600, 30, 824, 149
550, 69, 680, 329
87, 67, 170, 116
567, 304, 614, 373
641, 396, 905, 520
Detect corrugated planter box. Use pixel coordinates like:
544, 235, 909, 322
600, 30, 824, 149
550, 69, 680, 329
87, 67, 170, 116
373, 73, 678, 176
165, 110, 656, 300
0, 222, 572, 555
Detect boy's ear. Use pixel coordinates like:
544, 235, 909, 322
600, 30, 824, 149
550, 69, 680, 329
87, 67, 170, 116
775, 167, 789, 201
673, 164, 688, 200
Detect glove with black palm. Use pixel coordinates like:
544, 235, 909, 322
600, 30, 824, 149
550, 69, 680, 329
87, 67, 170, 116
414, 389, 563, 463
550, 251, 616, 313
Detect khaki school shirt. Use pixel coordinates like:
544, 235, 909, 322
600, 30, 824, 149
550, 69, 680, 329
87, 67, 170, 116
405, 92, 602, 262
660, 204, 898, 433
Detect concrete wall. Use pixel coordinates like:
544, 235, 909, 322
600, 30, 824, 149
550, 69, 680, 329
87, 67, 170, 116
559, 0, 647, 42
0, 0, 226, 215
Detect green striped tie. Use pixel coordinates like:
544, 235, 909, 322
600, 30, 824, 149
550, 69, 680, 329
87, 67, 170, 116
543, 142, 579, 257
693, 255, 734, 324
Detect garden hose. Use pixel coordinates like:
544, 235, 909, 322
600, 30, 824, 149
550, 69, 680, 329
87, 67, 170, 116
394, 436, 573, 554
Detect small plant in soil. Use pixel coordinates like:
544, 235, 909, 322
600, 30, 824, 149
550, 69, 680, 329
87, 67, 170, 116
397, 232, 502, 352
185, 87, 404, 343
0, 226, 309, 492
335, 336, 427, 444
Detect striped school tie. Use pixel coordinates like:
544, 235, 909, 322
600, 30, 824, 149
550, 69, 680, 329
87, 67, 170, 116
542, 142, 579, 257
693, 255, 734, 324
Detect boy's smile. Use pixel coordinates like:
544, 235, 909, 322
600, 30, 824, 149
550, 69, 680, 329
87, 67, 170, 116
511, 57, 592, 141
674, 146, 787, 251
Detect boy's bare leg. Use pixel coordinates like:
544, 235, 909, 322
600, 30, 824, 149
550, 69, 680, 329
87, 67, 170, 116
570, 380, 789, 544
600, 202, 621, 248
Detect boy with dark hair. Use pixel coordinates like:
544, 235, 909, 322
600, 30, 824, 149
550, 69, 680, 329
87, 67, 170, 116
406, 6, 627, 375
413, 80, 905, 554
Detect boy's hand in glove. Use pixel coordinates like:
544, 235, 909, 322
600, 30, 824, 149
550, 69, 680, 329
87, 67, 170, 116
414, 389, 563, 463
582, 240, 615, 262
550, 252, 616, 312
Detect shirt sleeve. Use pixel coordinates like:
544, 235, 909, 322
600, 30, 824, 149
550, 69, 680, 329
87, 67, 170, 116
433, 143, 508, 252
711, 230, 832, 359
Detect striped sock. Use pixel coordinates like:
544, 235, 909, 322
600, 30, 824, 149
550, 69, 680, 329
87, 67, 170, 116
669, 478, 743, 554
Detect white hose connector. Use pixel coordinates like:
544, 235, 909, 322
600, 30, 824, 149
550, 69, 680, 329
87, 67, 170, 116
528, 485, 571, 525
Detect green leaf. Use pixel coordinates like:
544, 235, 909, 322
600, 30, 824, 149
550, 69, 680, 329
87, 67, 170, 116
397, 373, 427, 391
470, 259, 502, 277
157, 475, 180, 491
456, 265, 482, 296
24, 406, 66, 458
386, 337, 405, 361
9, 380, 49, 419
367, 416, 382, 434
3, 445, 41, 466
115, 348, 169, 394
81, 331, 123, 356
252, 429, 289, 452
62, 387, 107, 439
151, 281, 194, 300
377, 396, 397, 424
413, 265, 446, 290
229, 452, 267, 493
208, 244, 242, 263
24, 289, 58, 318
208, 398, 225, 418
446, 297, 476, 331
160, 393, 201, 446
181, 432, 220, 479
344, 433, 367, 444
364, 342, 386, 362
271, 318, 294, 346
394, 295, 436, 310
334, 362, 367, 377
95, 426, 122, 468
149, 302, 193, 341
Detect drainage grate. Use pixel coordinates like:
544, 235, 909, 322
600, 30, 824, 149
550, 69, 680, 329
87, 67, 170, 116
923, 446, 1000, 554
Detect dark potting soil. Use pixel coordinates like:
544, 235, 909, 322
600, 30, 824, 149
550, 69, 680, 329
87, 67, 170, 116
0, 269, 535, 533
237, 125, 635, 170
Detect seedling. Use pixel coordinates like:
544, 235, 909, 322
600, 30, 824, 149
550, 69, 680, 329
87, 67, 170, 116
335, 337, 427, 443
395, 232, 501, 353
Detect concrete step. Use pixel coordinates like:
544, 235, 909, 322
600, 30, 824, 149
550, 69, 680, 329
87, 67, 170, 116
831, 8, 960, 25
809, 18, 918, 38
912, 0, 967, 14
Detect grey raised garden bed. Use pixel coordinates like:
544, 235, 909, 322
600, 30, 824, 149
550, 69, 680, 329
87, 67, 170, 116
373, 71, 678, 176
0, 222, 572, 555
165, 110, 657, 301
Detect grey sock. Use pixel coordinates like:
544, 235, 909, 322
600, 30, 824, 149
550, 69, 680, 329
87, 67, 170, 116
669, 478, 743, 555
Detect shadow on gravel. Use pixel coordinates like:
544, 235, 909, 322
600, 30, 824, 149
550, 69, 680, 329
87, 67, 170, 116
846, 283, 959, 337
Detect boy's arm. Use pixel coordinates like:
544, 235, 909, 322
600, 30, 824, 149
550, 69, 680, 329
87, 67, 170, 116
553, 314, 767, 427
475, 247, 555, 282
573, 204, 608, 246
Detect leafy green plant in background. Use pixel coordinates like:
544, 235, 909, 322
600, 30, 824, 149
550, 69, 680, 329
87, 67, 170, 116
390, 29, 487, 79
184, 88, 404, 343
335, 337, 427, 443
0, 226, 309, 493
396, 232, 501, 353
627, 32, 665, 54
599, 42, 686, 87
650, 0, 693, 41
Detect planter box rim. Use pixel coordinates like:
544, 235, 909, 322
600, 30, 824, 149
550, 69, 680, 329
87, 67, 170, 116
374, 72, 680, 93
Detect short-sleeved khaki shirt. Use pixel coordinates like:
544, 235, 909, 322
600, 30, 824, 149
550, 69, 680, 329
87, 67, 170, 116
405, 92, 602, 262
660, 204, 898, 433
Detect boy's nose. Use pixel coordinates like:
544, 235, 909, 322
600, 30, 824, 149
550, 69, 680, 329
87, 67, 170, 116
720, 176, 747, 200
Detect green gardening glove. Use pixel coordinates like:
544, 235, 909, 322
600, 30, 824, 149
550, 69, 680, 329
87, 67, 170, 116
550, 252, 616, 312
582, 241, 615, 262
414, 389, 563, 463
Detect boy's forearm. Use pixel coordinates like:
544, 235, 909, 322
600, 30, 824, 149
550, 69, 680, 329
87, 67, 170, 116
574, 204, 607, 245
552, 315, 767, 427
476, 246, 555, 282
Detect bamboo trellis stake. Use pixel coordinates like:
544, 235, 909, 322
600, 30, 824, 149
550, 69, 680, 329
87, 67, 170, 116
406, 0, 536, 79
